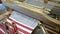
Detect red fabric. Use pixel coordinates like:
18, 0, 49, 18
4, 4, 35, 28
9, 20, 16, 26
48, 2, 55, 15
13, 25, 17, 32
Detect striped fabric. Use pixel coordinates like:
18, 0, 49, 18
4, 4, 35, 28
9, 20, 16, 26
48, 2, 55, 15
7, 17, 34, 34
0, 11, 39, 34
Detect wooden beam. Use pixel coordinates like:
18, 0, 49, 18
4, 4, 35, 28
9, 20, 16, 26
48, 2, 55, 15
4, 1, 60, 29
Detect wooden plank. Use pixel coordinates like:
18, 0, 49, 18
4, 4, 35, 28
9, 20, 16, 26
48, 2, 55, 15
3, 1, 60, 28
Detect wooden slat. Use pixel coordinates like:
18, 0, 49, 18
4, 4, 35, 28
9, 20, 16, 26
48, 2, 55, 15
45, 28, 58, 34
